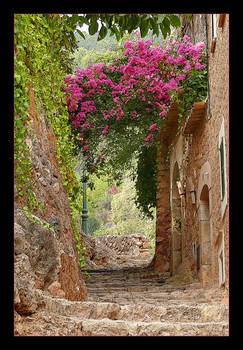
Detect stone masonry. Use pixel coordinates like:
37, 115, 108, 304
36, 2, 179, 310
154, 14, 229, 292
81, 233, 152, 269
14, 86, 87, 317
14, 15, 229, 336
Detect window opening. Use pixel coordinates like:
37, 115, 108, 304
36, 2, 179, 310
192, 241, 197, 260
211, 14, 217, 40
218, 119, 227, 218
219, 252, 224, 282
219, 139, 225, 201
197, 245, 200, 271
218, 230, 226, 286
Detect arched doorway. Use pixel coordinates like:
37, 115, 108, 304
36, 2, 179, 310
199, 184, 212, 287
171, 162, 182, 274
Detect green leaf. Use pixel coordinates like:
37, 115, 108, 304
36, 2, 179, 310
152, 21, 159, 37
140, 20, 149, 38
168, 14, 181, 28
89, 21, 99, 35
76, 29, 85, 39
157, 14, 165, 24
160, 18, 171, 39
97, 25, 108, 41
63, 34, 70, 49
129, 15, 140, 31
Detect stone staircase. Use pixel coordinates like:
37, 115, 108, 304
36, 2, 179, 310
14, 266, 229, 336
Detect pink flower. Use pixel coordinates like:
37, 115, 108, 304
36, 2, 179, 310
149, 123, 157, 132
159, 110, 167, 117
145, 134, 154, 143
124, 41, 133, 49
184, 64, 192, 73
182, 35, 190, 41
108, 185, 119, 195
195, 63, 204, 70
145, 39, 153, 47
64, 36, 207, 175
102, 125, 109, 135
195, 42, 206, 50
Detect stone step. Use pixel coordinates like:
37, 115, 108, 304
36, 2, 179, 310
87, 295, 224, 307
17, 310, 228, 336
83, 269, 169, 281
86, 289, 223, 303
86, 285, 204, 294
42, 294, 228, 324
79, 319, 228, 336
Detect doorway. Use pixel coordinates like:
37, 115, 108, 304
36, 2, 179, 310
199, 184, 212, 287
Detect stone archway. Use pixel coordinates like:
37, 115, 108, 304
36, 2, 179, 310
171, 161, 182, 274
198, 184, 212, 287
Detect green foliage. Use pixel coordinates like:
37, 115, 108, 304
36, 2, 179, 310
71, 46, 120, 70
86, 174, 113, 226
75, 14, 182, 41
14, 14, 87, 265
14, 16, 41, 211
133, 145, 157, 219
176, 67, 208, 124
74, 234, 86, 268
14, 14, 80, 208
93, 176, 156, 254
88, 216, 100, 235
75, 30, 118, 50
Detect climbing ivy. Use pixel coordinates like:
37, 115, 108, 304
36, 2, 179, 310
14, 14, 78, 209
14, 14, 87, 264
133, 145, 157, 219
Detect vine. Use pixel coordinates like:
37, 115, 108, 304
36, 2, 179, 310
14, 14, 86, 267
63, 36, 207, 217
133, 145, 157, 218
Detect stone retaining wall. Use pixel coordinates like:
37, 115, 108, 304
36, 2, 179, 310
82, 233, 152, 269
94, 234, 151, 257
14, 87, 87, 317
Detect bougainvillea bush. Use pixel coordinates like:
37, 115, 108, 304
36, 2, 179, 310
63, 36, 207, 217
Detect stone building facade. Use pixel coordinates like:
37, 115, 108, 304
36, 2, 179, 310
154, 14, 229, 291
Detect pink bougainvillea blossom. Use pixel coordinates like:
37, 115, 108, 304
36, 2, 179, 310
159, 110, 167, 117
145, 134, 154, 144
63, 37, 206, 173
108, 185, 119, 195
149, 123, 157, 132
82, 145, 89, 152
102, 125, 109, 135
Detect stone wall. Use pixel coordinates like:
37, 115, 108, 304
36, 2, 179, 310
14, 87, 87, 316
82, 234, 152, 269
156, 14, 229, 289
94, 234, 151, 257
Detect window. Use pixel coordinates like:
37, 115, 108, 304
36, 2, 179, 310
210, 14, 217, 53
211, 14, 217, 40
218, 119, 227, 218
219, 139, 225, 200
192, 242, 197, 260
197, 245, 200, 271
218, 231, 226, 286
